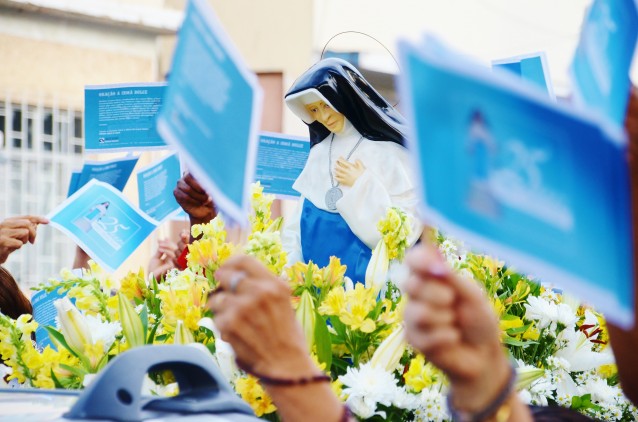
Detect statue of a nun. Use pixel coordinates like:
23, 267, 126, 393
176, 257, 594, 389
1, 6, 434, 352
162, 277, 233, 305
282, 58, 423, 283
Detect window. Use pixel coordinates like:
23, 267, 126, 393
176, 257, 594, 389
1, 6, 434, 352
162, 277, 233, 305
0, 99, 84, 288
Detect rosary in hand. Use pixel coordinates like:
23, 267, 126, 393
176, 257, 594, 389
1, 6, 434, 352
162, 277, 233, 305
325, 133, 364, 211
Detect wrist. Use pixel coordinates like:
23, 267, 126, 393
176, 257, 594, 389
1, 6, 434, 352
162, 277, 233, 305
251, 350, 320, 380
448, 361, 516, 421
450, 351, 512, 412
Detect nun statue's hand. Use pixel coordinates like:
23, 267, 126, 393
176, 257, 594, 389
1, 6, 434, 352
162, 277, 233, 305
334, 158, 366, 187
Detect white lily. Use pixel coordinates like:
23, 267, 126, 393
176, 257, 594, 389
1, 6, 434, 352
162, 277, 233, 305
54, 297, 92, 355
295, 290, 316, 350
515, 365, 545, 391
198, 318, 239, 383
370, 324, 406, 372
174, 320, 195, 345
555, 328, 614, 372
365, 239, 389, 296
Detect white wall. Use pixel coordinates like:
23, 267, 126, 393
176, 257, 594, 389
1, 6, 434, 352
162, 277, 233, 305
312, 0, 637, 97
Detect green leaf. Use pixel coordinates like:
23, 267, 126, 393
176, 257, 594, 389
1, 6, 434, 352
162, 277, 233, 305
140, 304, 149, 340
44, 326, 79, 358
206, 341, 216, 355
502, 337, 537, 347
506, 323, 532, 335
50, 368, 64, 389
314, 313, 332, 370
147, 319, 162, 344
330, 316, 347, 338
59, 363, 87, 378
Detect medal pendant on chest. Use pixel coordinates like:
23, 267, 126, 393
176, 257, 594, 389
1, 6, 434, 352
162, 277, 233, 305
325, 187, 343, 211
325, 133, 364, 211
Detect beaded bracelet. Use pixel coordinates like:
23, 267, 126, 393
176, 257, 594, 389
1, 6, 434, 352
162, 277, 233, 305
255, 372, 332, 386
446, 365, 516, 422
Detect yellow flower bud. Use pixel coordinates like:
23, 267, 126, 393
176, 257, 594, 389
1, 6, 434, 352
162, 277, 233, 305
365, 240, 389, 295
295, 290, 316, 350
173, 320, 195, 345
118, 293, 145, 348
370, 324, 406, 372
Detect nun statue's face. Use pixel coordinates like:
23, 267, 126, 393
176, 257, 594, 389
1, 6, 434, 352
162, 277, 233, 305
304, 100, 345, 134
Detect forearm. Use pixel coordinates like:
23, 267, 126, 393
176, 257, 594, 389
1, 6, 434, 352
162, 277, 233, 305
265, 383, 345, 422
449, 346, 532, 422
73, 246, 91, 270
609, 90, 638, 406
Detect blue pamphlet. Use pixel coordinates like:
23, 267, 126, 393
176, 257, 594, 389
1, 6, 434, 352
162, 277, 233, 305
571, 0, 638, 126
254, 132, 310, 198
47, 179, 159, 272
67, 171, 82, 197
137, 153, 182, 222
156, 0, 263, 225
68, 155, 139, 196
398, 36, 633, 327
85, 83, 167, 152
32, 286, 67, 350
492, 52, 555, 99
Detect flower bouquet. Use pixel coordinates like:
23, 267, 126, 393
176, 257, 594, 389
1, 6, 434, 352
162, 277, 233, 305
0, 184, 636, 421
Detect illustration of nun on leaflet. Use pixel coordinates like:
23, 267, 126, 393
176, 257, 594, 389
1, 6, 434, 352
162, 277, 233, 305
282, 58, 423, 284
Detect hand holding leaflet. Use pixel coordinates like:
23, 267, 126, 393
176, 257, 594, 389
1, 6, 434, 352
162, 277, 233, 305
157, 0, 263, 225
398, 35, 633, 327
48, 179, 159, 272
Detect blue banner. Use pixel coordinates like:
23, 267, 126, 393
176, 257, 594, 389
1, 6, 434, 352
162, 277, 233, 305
85, 83, 167, 152
32, 286, 68, 350
68, 155, 139, 196
254, 132, 309, 198
156, 0, 262, 225
398, 36, 633, 327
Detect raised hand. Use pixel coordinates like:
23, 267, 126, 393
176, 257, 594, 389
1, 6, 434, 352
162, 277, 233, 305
147, 239, 181, 281
0, 215, 49, 264
173, 173, 216, 226
404, 244, 530, 420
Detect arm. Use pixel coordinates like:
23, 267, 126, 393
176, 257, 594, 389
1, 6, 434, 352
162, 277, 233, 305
607, 85, 638, 406
72, 246, 91, 270
404, 243, 532, 421
147, 238, 182, 281
173, 173, 217, 242
0, 215, 49, 263
208, 255, 346, 422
